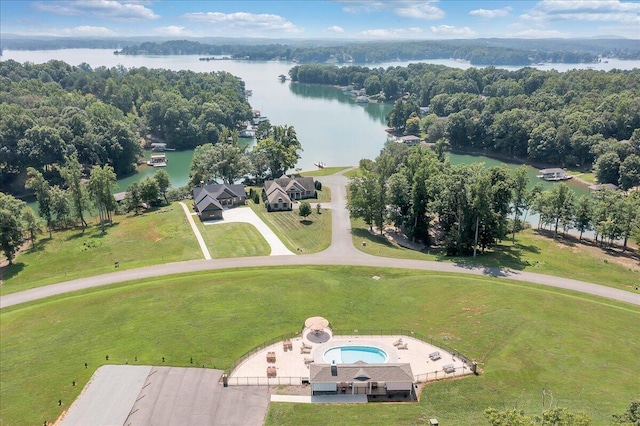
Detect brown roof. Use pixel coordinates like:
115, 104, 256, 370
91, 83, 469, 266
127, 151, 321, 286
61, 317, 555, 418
309, 362, 414, 383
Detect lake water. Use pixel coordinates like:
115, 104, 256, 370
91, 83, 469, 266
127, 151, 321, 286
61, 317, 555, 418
4, 48, 633, 196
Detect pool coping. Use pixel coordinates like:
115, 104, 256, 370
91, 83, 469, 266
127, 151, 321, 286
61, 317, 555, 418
313, 337, 399, 364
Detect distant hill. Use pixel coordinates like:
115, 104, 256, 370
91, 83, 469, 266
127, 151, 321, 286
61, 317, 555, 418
2, 36, 639, 65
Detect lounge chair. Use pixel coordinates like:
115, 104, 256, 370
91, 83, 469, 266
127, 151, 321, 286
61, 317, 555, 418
393, 338, 404, 346
267, 352, 276, 363
397, 343, 408, 350
301, 342, 312, 349
443, 364, 455, 374
301, 347, 312, 354
429, 351, 441, 361
304, 357, 314, 364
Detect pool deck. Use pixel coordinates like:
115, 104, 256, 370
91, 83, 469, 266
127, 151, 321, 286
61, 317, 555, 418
228, 332, 473, 385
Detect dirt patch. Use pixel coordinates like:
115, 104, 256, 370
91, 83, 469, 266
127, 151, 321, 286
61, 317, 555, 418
269, 384, 311, 396
370, 226, 427, 251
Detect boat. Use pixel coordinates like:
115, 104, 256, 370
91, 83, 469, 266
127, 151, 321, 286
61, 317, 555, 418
278, 74, 287, 82
147, 153, 168, 167
150, 143, 175, 152
537, 168, 572, 181
314, 162, 326, 169
355, 95, 369, 103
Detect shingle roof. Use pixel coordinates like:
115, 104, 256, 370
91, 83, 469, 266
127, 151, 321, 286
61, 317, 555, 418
309, 363, 414, 383
196, 194, 223, 212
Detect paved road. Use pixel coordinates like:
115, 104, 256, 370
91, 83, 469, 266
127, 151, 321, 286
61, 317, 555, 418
2, 171, 639, 309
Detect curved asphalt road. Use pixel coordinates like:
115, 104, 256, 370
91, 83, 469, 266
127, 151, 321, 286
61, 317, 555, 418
2, 171, 639, 309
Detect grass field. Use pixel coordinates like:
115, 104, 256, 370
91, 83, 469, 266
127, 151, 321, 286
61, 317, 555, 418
195, 221, 271, 257
351, 219, 640, 291
564, 167, 597, 184
0, 203, 201, 295
1, 267, 638, 425
299, 166, 351, 177
249, 200, 332, 254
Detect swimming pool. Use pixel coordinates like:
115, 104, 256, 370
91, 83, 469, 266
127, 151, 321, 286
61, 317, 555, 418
323, 345, 388, 364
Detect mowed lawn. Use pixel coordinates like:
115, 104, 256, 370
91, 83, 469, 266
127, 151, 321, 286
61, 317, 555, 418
352, 218, 640, 291
300, 166, 350, 177
195, 221, 270, 257
0, 203, 201, 295
1, 267, 638, 425
250, 200, 331, 253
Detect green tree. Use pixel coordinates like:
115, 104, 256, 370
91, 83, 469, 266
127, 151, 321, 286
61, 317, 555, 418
573, 195, 593, 240
594, 151, 621, 185
510, 165, 530, 240
139, 176, 160, 206
612, 398, 640, 425
50, 185, 72, 229
25, 167, 53, 238
484, 407, 534, 426
0, 193, 27, 264
87, 165, 117, 233
58, 155, 89, 232
154, 169, 171, 204
124, 182, 142, 214
298, 201, 312, 218
347, 160, 382, 232
21, 206, 42, 247
619, 154, 640, 190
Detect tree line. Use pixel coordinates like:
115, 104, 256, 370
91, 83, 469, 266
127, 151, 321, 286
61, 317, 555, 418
0, 59, 252, 186
347, 143, 640, 256
109, 38, 640, 66
291, 63, 640, 189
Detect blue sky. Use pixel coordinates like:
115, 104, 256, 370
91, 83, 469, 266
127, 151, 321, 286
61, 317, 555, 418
2, 1, 639, 39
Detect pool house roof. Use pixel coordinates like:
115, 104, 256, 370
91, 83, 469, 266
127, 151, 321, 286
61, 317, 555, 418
309, 362, 414, 383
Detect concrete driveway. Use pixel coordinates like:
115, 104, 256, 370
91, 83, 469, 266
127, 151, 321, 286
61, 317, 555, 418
203, 207, 293, 256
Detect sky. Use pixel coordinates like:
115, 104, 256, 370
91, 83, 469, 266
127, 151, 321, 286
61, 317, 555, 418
1, 0, 639, 40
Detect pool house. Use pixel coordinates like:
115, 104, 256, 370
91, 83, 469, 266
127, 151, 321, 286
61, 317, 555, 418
309, 362, 415, 398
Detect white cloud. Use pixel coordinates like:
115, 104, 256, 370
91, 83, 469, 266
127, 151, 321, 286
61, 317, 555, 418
156, 25, 190, 36
430, 25, 475, 37
510, 28, 569, 38
469, 7, 512, 19
523, 0, 640, 23
46, 26, 116, 36
182, 12, 302, 33
32, 0, 159, 21
340, 1, 445, 20
357, 27, 424, 39
325, 25, 345, 33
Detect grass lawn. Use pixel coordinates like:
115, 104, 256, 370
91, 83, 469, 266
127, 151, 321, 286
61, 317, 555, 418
352, 219, 640, 291
249, 200, 332, 254
564, 167, 597, 184
195, 220, 270, 257
343, 167, 361, 178
1, 267, 638, 425
0, 203, 201, 295
299, 166, 350, 177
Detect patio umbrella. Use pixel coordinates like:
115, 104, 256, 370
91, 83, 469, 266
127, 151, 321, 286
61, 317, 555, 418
305, 316, 329, 332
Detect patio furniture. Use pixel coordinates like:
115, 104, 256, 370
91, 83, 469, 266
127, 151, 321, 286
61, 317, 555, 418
393, 338, 403, 346
301, 347, 312, 354
304, 357, 314, 364
267, 366, 277, 378
301, 342, 312, 349
283, 340, 293, 352
267, 352, 276, 363
397, 343, 408, 350
429, 351, 441, 361
443, 364, 455, 374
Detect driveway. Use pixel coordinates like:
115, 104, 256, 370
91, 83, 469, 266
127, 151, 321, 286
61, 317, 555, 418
59, 366, 269, 426
2, 168, 639, 309
203, 206, 293, 256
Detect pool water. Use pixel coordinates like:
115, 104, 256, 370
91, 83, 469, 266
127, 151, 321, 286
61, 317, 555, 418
323, 346, 388, 364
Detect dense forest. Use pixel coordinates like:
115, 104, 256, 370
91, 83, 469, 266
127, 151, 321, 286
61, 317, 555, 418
0, 59, 252, 187
348, 143, 640, 255
291, 63, 640, 188
109, 38, 640, 65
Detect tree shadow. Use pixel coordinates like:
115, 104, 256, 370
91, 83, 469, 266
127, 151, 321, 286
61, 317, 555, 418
351, 227, 396, 249
0, 262, 25, 281
300, 219, 313, 226
435, 241, 536, 276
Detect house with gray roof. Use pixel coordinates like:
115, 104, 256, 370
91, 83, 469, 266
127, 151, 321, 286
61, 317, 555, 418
263, 175, 316, 212
192, 184, 246, 221
309, 362, 415, 398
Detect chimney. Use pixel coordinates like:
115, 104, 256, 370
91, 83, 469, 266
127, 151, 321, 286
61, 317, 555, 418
331, 360, 338, 377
